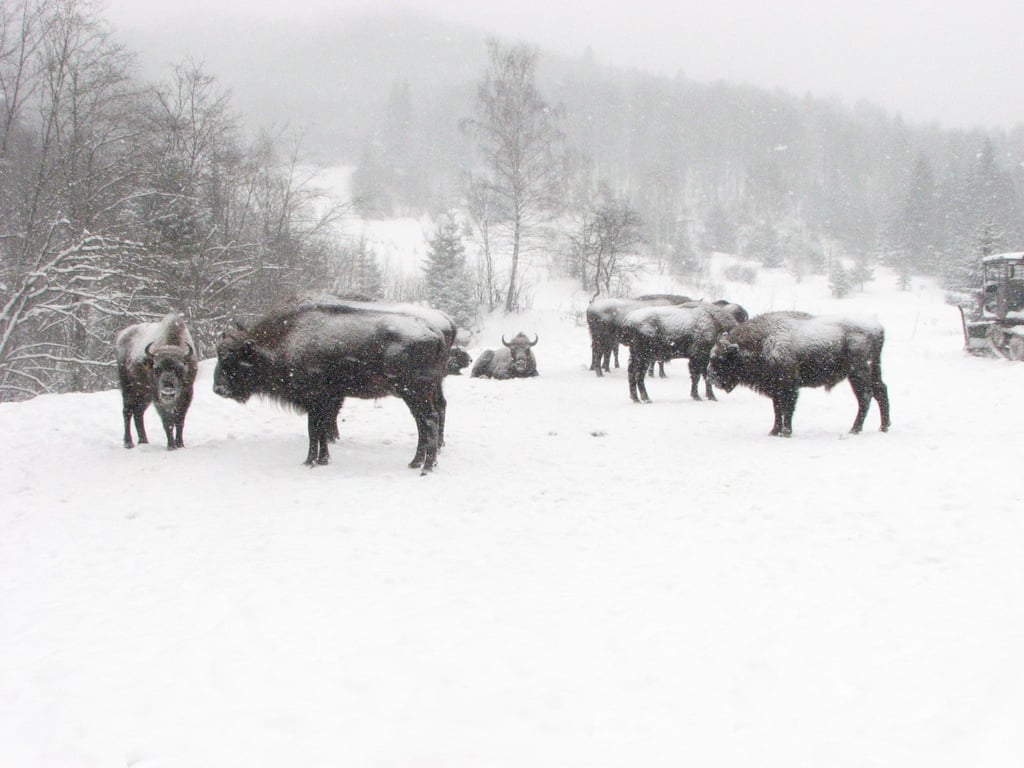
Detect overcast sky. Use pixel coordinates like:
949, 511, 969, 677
103, 0, 1024, 130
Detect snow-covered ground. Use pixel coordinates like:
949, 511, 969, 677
2, 257, 1023, 768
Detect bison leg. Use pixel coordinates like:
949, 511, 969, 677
434, 379, 447, 449
591, 339, 605, 376
874, 380, 891, 432
401, 390, 440, 473
693, 357, 716, 401
873, 363, 891, 432
688, 358, 704, 401
123, 402, 147, 448
304, 406, 336, 466
848, 368, 885, 434
612, 344, 620, 370
122, 407, 136, 448
160, 417, 178, 450
628, 352, 651, 403
770, 390, 797, 437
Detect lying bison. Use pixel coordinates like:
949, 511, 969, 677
471, 332, 539, 379
620, 301, 744, 403
586, 294, 692, 376
447, 346, 472, 375
213, 293, 454, 472
707, 311, 891, 437
115, 312, 198, 450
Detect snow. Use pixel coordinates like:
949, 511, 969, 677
3, 256, 1024, 768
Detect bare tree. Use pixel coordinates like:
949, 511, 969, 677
0, 0, 140, 398
568, 186, 645, 298
462, 40, 567, 312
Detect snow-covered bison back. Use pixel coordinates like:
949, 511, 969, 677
115, 312, 198, 450
708, 311, 891, 437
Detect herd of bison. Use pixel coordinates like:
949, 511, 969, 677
115, 291, 891, 473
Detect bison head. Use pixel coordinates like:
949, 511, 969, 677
707, 335, 742, 393
502, 332, 539, 377
447, 347, 472, 375
213, 331, 260, 402
145, 342, 195, 407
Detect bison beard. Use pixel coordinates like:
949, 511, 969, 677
213, 296, 453, 473
708, 311, 891, 437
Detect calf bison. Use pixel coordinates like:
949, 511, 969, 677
586, 294, 692, 376
620, 301, 744, 403
707, 311, 891, 437
470, 332, 539, 379
213, 293, 454, 472
115, 312, 198, 450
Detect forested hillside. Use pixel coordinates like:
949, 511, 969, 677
2, 0, 1022, 402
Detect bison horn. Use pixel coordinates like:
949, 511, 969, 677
185, 343, 195, 358
529, 334, 539, 347
144, 341, 155, 359
501, 335, 510, 348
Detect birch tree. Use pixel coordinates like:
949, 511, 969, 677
463, 40, 567, 312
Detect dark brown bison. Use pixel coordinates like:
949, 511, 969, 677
585, 294, 692, 376
707, 311, 891, 437
213, 293, 454, 472
447, 346, 472, 375
115, 312, 198, 450
470, 332, 539, 379
620, 301, 745, 403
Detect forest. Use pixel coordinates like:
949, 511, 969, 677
2, 0, 1022, 401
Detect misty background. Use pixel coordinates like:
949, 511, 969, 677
1, 0, 1022, 400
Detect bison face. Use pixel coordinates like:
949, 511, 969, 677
502, 333, 539, 377
145, 343, 195, 407
707, 338, 741, 393
213, 335, 259, 402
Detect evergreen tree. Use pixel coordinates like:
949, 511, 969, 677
332, 236, 384, 298
424, 216, 477, 329
829, 258, 853, 298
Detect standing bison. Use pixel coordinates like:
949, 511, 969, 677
213, 293, 454, 472
586, 294, 692, 376
115, 312, 198, 450
470, 332, 539, 379
707, 311, 891, 437
620, 301, 744, 403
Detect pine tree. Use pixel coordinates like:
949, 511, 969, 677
424, 216, 478, 329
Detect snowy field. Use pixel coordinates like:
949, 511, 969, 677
2, 259, 1024, 767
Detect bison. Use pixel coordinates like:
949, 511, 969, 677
620, 301, 744, 403
447, 346, 472, 375
707, 311, 891, 437
586, 294, 693, 376
213, 293, 454, 472
470, 332, 539, 379
115, 312, 198, 450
